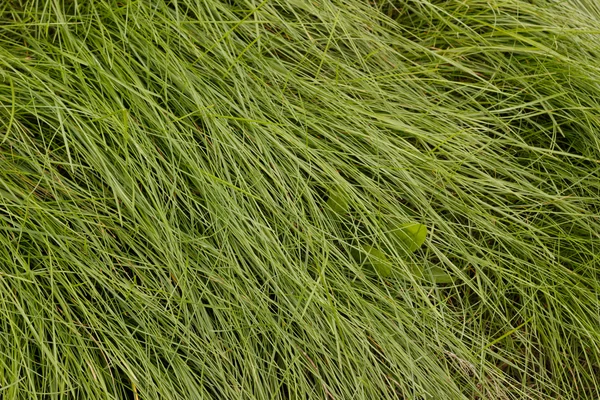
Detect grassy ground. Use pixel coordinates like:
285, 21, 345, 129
1, 0, 600, 398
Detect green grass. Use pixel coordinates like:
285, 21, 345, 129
1, 0, 600, 398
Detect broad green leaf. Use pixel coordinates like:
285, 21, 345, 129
326, 190, 349, 217
391, 222, 427, 253
409, 265, 453, 283
352, 244, 392, 277
426, 266, 453, 283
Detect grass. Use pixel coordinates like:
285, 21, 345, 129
1, 0, 600, 398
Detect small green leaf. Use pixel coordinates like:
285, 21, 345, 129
326, 190, 349, 217
352, 244, 392, 277
391, 222, 427, 253
409, 265, 453, 283
426, 266, 453, 283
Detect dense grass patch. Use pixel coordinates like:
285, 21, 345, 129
1, 0, 599, 398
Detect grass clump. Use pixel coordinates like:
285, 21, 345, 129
1, 0, 600, 398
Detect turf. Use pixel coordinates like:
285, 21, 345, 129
1, 0, 600, 398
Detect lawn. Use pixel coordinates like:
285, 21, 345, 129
1, 0, 599, 398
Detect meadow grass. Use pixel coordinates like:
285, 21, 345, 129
1, 0, 600, 398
